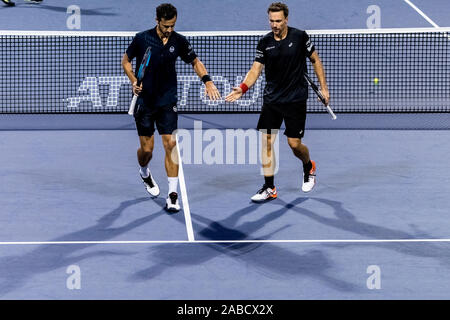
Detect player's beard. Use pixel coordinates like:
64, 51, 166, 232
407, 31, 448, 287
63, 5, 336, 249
158, 25, 172, 38
273, 25, 287, 38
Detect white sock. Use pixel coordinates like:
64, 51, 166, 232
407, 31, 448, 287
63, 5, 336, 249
140, 166, 149, 178
168, 177, 178, 194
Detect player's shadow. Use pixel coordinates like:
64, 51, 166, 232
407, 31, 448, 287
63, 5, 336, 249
129, 198, 359, 293
285, 197, 450, 265
0, 197, 162, 297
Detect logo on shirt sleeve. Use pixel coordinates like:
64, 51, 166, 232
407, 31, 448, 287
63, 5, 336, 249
306, 39, 314, 52
255, 49, 264, 59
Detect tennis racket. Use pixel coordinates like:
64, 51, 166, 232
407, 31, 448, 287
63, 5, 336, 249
128, 46, 152, 115
304, 73, 336, 120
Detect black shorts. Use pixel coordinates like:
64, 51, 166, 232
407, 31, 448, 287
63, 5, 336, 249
134, 98, 178, 137
257, 101, 307, 139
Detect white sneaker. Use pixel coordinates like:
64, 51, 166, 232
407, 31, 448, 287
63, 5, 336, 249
141, 173, 160, 197
251, 185, 277, 202
166, 192, 181, 212
302, 160, 316, 193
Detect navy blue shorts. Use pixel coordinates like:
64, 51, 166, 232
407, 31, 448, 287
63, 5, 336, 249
257, 101, 307, 139
134, 98, 178, 137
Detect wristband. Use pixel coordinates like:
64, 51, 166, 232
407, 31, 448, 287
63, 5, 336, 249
201, 75, 212, 83
239, 83, 249, 94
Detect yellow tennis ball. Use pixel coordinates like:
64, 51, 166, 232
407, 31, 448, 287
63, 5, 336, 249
373, 77, 379, 85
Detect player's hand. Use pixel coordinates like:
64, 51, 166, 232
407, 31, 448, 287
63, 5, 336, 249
132, 81, 143, 95
204, 81, 221, 101
225, 87, 243, 102
320, 87, 330, 105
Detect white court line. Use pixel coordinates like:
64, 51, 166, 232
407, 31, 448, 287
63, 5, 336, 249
403, 0, 440, 28
175, 133, 195, 241
0, 239, 450, 245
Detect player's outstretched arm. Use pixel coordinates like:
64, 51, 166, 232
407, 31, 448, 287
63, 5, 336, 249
191, 58, 221, 101
225, 61, 263, 102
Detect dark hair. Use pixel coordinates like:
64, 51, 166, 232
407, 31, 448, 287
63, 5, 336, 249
267, 2, 289, 18
156, 3, 177, 21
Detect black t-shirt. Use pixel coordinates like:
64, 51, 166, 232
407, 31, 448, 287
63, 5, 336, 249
126, 27, 197, 107
255, 27, 315, 104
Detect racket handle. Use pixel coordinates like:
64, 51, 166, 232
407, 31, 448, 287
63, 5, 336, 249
128, 94, 138, 115
326, 105, 337, 120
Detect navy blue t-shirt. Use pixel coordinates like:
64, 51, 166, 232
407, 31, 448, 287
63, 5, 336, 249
255, 27, 315, 104
126, 27, 197, 107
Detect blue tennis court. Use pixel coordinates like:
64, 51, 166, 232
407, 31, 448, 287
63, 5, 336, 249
1, 113, 450, 299
1, 0, 450, 300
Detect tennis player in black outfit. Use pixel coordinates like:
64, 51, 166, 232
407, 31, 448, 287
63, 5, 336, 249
226, 2, 329, 202
122, 3, 220, 212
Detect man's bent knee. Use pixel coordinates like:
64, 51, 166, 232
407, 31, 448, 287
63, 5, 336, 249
162, 135, 177, 152
139, 136, 154, 152
287, 137, 302, 150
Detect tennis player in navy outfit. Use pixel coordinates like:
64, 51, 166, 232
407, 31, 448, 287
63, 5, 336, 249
122, 3, 220, 212
226, 2, 330, 202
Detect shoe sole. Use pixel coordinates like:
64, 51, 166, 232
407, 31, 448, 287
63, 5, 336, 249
165, 206, 180, 213
251, 195, 277, 203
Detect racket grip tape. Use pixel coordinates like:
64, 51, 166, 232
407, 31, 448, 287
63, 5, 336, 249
326, 105, 337, 120
128, 94, 138, 115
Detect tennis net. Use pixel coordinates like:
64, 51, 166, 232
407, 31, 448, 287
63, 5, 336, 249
1, 28, 449, 114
